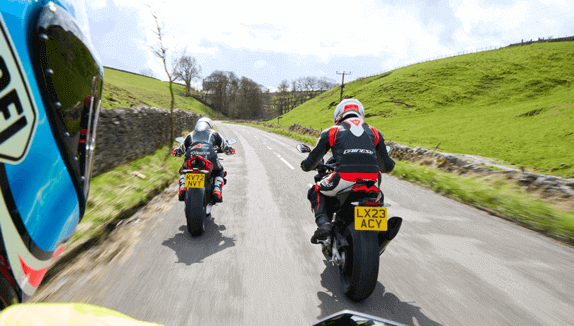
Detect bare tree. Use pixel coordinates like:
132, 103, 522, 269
174, 55, 202, 96
146, 3, 177, 146
140, 68, 156, 78
318, 76, 337, 92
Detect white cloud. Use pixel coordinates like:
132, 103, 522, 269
253, 60, 268, 68
86, 0, 574, 88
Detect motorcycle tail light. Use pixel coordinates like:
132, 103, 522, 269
186, 156, 213, 173
351, 184, 379, 193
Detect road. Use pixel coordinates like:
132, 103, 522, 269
31, 122, 574, 325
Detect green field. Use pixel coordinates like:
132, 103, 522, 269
271, 42, 574, 177
102, 68, 220, 118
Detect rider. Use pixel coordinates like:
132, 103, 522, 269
0, 0, 103, 308
172, 117, 234, 202
300, 99, 395, 244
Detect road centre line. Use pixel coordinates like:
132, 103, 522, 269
273, 151, 295, 169
259, 132, 307, 157
280, 157, 295, 170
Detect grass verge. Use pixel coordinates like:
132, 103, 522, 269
235, 121, 574, 245
70, 141, 184, 243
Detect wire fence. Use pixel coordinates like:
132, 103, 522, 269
355, 35, 574, 81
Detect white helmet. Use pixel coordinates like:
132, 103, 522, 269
196, 117, 214, 129
333, 99, 365, 124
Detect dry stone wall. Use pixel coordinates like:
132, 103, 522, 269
93, 106, 202, 176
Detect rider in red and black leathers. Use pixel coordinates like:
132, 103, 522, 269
301, 99, 395, 243
173, 118, 234, 202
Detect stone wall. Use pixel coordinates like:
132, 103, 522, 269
388, 142, 574, 199
93, 106, 202, 176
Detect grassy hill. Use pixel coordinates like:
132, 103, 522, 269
101, 68, 220, 118
272, 42, 574, 177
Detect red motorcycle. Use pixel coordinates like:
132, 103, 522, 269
298, 143, 403, 301
175, 137, 236, 236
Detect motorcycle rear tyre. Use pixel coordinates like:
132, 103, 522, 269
341, 224, 380, 301
185, 187, 206, 236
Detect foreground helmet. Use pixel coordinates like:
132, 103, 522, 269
333, 99, 365, 124
0, 0, 103, 307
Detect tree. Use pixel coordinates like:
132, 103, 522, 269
146, 3, 177, 146
174, 55, 202, 96
236, 77, 263, 119
203, 71, 231, 115
277, 79, 290, 115
140, 68, 156, 78
318, 76, 337, 92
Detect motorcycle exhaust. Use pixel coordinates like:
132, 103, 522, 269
378, 216, 403, 256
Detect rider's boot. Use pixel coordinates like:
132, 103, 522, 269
308, 186, 332, 244
178, 173, 186, 201
213, 176, 224, 203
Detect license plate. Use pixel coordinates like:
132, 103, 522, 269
354, 206, 387, 231
185, 173, 205, 188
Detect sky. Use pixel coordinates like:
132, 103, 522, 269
84, 0, 574, 91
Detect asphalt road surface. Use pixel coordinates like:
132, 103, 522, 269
32, 122, 574, 325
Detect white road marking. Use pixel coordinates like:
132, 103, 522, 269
273, 152, 295, 169
259, 133, 308, 156
280, 157, 295, 170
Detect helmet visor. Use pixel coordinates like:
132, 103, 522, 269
33, 2, 103, 212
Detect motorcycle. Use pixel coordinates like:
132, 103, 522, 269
297, 143, 403, 302
175, 137, 236, 236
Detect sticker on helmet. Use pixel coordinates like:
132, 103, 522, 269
343, 104, 359, 112
0, 16, 38, 164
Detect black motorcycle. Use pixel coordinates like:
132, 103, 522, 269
297, 144, 403, 301
175, 137, 236, 236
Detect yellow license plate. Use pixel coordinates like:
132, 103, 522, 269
185, 173, 205, 188
354, 206, 387, 231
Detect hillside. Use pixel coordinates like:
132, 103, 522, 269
101, 68, 220, 118
272, 42, 574, 178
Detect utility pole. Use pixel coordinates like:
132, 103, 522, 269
336, 71, 351, 102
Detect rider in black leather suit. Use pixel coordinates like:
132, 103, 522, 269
173, 117, 234, 202
301, 99, 395, 244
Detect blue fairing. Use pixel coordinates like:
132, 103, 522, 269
2, 1, 80, 252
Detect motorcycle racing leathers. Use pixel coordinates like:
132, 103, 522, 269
174, 126, 232, 202
300, 115, 395, 243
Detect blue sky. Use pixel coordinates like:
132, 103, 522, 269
85, 0, 574, 91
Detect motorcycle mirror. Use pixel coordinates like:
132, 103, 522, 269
313, 310, 407, 326
227, 138, 237, 145
297, 144, 311, 153
175, 137, 185, 144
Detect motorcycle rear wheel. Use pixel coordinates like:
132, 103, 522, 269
340, 224, 380, 301
185, 188, 206, 236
